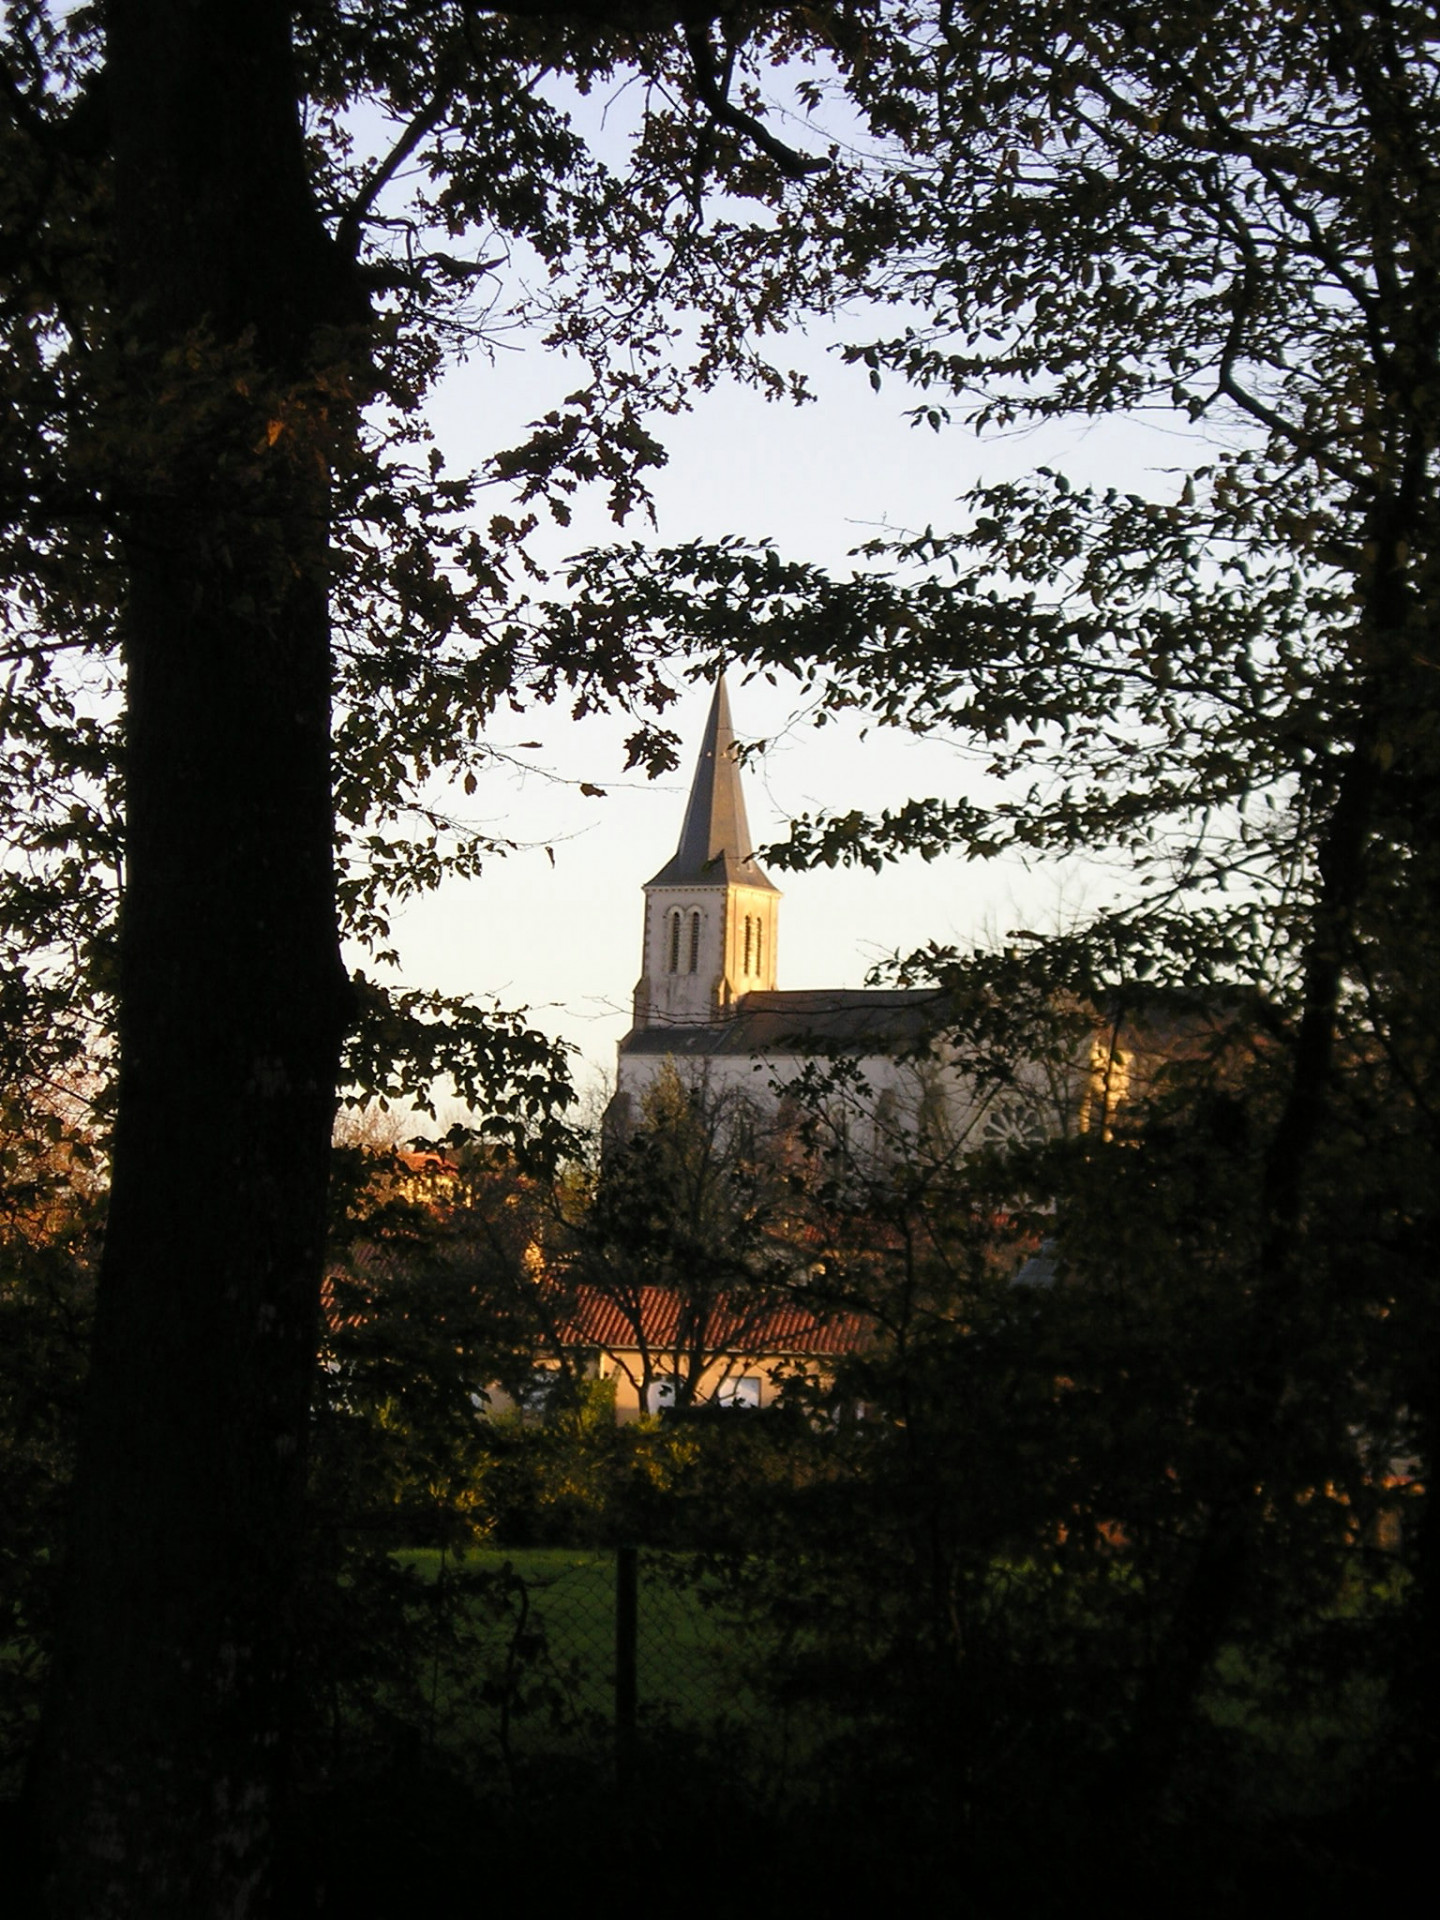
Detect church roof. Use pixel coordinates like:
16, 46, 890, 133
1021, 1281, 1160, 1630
619, 987, 945, 1057
645, 677, 778, 891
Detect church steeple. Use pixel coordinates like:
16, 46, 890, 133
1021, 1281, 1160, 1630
632, 676, 780, 1028
645, 677, 778, 891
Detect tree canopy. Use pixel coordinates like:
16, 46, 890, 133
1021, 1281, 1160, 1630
0, 5, 891, 1911
1, 0, 875, 1111
555, 1, 1438, 965
535, 0, 1440, 1817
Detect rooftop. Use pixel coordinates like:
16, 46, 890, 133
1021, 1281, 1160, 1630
644, 677, 778, 892
620, 986, 946, 1057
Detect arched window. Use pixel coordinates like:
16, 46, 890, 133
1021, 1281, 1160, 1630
667, 910, 681, 973
688, 911, 701, 973
742, 915, 753, 975
754, 917, 763, 976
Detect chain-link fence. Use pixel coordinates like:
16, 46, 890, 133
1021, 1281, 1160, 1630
417, 1545, 776, 1785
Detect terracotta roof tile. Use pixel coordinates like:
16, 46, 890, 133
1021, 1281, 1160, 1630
560, 1283, 869, 1356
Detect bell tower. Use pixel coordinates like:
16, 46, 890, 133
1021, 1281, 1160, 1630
633, 677, 779, 1029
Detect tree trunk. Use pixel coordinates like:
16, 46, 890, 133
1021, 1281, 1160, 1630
1109, 486, 1415, 1814
31, 5, 357, 1913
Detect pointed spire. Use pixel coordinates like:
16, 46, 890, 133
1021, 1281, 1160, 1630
645, 676, 778, 890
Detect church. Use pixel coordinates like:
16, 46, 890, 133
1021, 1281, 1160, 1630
609, 677, 1075, 1157
605, 678, 1263, 1254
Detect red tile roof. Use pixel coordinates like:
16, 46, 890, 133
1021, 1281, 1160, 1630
560, 1283, 869, 1357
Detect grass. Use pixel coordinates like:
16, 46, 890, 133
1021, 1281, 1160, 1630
327, 1540, 1407, 1837
395, 1546, 767, 1761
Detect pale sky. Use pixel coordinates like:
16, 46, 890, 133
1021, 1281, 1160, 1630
380, 313, 1198, 1102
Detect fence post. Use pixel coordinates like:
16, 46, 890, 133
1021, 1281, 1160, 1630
615, 1543, 638, 1792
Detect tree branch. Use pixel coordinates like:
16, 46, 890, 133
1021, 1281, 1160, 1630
337, 75, 458, 259
683, 20, 827, 179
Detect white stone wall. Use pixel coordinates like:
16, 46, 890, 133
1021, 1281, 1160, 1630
633, 880, 780, 1028
615, 1042, 1090, 1164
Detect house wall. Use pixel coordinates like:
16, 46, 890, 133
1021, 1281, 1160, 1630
483, 1348, 843, 1425
593, 1347, 821, 1422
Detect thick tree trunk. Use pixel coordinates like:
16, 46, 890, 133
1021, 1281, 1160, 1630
31, 5, 357, 1913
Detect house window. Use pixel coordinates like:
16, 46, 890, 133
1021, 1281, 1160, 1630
688, 911, 701, 973
645, 1375, 680, 1414
717, 1375, 762, 1410
667, 910, 681, 973
517, 1371, 561, 1416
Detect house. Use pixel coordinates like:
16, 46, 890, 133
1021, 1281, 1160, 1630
556, 1283, 870, 1421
